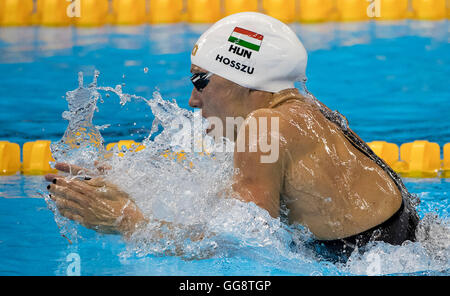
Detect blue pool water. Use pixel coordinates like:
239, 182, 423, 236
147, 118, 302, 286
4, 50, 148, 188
0, 20, 449, 275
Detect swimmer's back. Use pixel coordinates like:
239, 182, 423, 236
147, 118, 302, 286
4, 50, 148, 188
270, 90, 403, 240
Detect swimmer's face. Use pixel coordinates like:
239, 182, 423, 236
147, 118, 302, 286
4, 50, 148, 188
189, 64, 249, 137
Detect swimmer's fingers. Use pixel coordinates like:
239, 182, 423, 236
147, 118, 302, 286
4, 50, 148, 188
49, 175, 129, 203
45, 173, 60, 183
49, 193, 92, 230
50, 177, 98, 198
48, 184, 93, 208
45, 174, 86, 189
54, 198, 119, 234
49, 175, 109, 193
57, 207, 93, 231
94, 160, 112, 174
49, 194, 84, 217
50, 160, 112, 183
49, 192, 120, 234
82, 178, 131, 201
59, 209, 85, 226
55, 163, 97, 177
83, 177, 109, 188
57, 206, 103, 233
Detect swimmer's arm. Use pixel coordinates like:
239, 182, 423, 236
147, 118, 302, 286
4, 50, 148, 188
45, 163, 209, 243
45, 163, 147, 238
232, 109, 286, 218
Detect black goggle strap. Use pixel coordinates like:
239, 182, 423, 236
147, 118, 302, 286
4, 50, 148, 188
191, 72, 212, 92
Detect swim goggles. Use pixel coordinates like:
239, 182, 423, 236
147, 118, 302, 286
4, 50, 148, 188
190, 72, 213, 92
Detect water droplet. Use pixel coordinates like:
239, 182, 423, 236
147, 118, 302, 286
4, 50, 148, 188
91, 70, 100, 87
78, 72, 84, 88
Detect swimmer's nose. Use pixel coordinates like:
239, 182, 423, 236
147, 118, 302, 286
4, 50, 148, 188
189, 90, 202, 108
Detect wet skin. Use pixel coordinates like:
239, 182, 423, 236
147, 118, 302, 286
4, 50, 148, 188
46, 64, 402, 241
45, 163, 146, 237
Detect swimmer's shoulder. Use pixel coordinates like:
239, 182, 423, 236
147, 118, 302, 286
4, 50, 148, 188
244, 107, 293, 134
267, 97, 324, 129
244, 105, 314, 148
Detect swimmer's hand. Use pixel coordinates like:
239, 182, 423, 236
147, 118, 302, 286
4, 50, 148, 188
45, 163, 147, 237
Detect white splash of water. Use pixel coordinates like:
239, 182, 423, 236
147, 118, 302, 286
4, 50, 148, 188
345, 214, 450, 275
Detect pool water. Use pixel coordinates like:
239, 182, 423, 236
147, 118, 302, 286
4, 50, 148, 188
0, 20, 449, 276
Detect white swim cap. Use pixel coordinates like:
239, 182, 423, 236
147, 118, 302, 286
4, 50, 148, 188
191, 12, 308, 93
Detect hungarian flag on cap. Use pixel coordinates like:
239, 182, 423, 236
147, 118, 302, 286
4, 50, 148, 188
228, 27, 264, 52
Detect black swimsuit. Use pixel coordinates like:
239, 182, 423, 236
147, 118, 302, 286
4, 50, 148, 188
311, 198, 419, 262
270, 91, 420, 262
